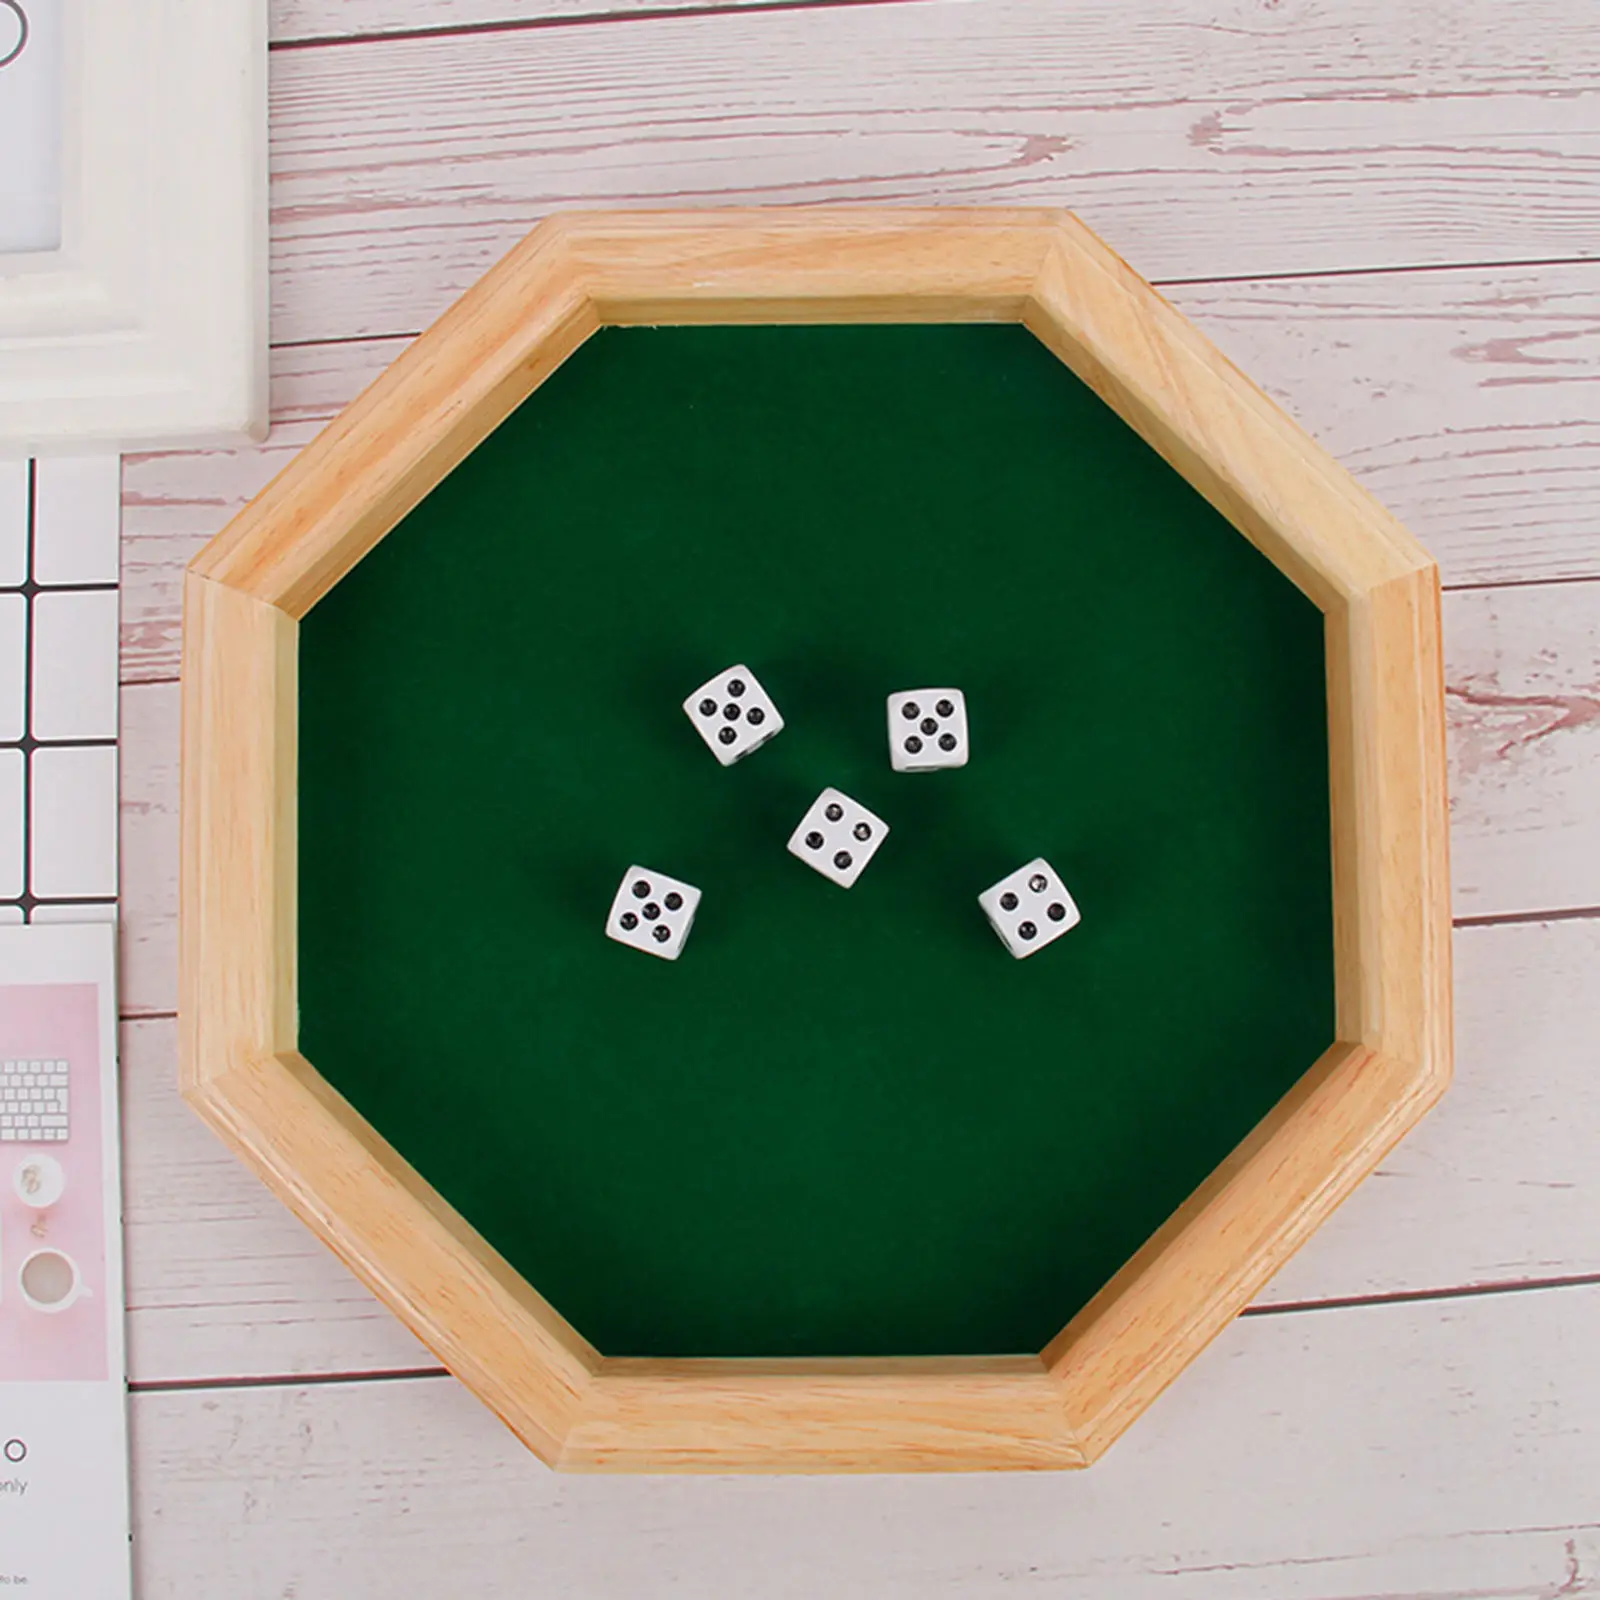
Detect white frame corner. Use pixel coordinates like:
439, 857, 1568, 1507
0, 0, 267, 453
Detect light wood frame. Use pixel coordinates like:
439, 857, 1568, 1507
0, 0, 266, 452
180, 208, 1451, 1473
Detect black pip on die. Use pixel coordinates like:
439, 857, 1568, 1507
787, 787, 889, 888
606, 866, 702, 960
887, 688, 968, 771
978, 857, 1080, 958
683, 664, 784, 766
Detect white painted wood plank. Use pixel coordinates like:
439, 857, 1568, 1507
119, 678, 181, 1020
116, 261, 1600, 691
1176, 267, 1600, 591
1257, 916, 1600, 1307
1448, 581, 1600, 922
119, 912, 1600, 1382
272, 0, 784, 41
122, 1017, 431, 1383
266, 1, 1600, 344
130, 1286, 1600, 1599
267, 0, 1600, 59
121, 337, 397, 687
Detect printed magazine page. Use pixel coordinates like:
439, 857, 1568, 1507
0, 922, 129, 1598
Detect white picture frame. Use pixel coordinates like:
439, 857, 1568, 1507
0, 0, 267, 452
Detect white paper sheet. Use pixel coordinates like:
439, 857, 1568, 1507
0, 457, 121, 923
0, 921, 130, 1600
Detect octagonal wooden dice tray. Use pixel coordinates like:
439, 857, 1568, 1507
180, 209, 1451, 1474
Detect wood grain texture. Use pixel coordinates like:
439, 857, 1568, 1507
121, 261, 1600, 692
199, 1049, 601, 1462
1447, 581, 1600, 922
265, 0, 1600, 344
129, 1284, 1600, 1599
191, 223, 597, 615
182, 207, 1168, 1466
269, 0, 1600, 73
128, 515, 1594, 1402
190, 209, 1072, 619
564, 207, 1055, 322
178, 575, 298, 1089
121, 915, 1600, 1382
182, 563, 601, 1457
1042, 1046, 1420, 1458
1026, 218, 1432, 609
132, 584, 1597, 1020
1043, 545, 1457, 1456
1173, 266, 1600, 591
1334, 570, 1455, 1064
1259, 914, 1600, 1309
183, 1053, 1095, 1470
1027, 217, 1448, 1455
271, 0, 846, 42
121, 0, 1600, 1569
121, 294, 1600, 1389
122, 680, 185, 1020
122, 1016, 431, 1383
569, 1359, 1085, 1474
178, 208, 1451, 1470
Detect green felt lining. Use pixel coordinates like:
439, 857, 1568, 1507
298, 324, 1332, 1358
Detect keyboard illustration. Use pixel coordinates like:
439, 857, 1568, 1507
0, 1058, 71, 1142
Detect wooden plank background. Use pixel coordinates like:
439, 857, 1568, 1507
122, 1, 1600, 1593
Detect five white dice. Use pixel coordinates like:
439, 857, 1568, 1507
606, 865, 702, 960
887, 688, 968, 771
626, 681, 1082, 960
683, 664, 785, 766
787, 787, 889, 888
978, 858, 1081, 958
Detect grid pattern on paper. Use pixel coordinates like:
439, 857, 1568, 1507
0, 457, 120, 923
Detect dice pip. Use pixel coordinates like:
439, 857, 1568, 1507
683, 664, 784, 766
887, 688, 968, 771
978, 858, 1080, 958
606, 866, 702, 960
787, 787, 889, 888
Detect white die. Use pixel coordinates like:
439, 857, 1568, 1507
606, 865, 702, 960
978, 857, 1080, 958
887, 688, 968, 771
786, 787, 889, 888
683, 664, 784, 766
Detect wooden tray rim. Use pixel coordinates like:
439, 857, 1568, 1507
179, 207, 1451, 1473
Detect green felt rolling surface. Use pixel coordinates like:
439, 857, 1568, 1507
298, 324, 1332, 1359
